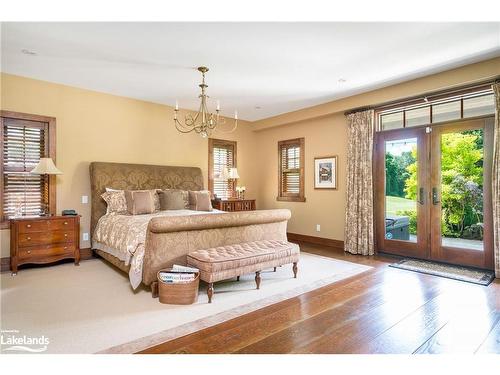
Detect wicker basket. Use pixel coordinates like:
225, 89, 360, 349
157, 269, 199, 305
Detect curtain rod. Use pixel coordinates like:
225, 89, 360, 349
344, 77, 500, 116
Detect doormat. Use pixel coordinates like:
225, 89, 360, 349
389, 258, 495, 286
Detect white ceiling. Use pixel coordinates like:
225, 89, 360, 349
1, 22, 500, 121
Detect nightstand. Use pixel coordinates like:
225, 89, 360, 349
212, 199, 256, 212
10, 215, 81, 275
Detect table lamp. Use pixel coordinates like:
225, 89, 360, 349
31, 158, 62, 216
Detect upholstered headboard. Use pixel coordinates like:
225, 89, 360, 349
89, 162, 204, 237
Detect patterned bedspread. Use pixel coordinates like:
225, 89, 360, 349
93, 209, 223, 288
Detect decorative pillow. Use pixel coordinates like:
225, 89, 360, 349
188, 190, 213, 211
101, 191, 128, 214
159, 189, 189, 210
106, 188, 160, 211
125, 190, 156, 215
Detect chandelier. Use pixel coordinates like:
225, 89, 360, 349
174, 66, 238, 138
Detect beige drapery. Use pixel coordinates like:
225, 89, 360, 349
493, 83, 500, 278
344, 109, 375, 255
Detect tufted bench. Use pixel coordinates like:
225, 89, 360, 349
187, 240, 300, 303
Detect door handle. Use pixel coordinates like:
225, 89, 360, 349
418, 187, 424, 205
432, 187, 440, 205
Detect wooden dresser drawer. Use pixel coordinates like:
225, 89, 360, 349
18, 230, 75, 247
48, 218, 75, 231
18, 220, 50, 233
18, 218, 75, 233
18, 244, 76, 260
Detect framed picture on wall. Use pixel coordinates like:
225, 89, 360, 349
314, 156, 338, 189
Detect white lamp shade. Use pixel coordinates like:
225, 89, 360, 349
31, 158, 63, 175
228, 167, 240, 179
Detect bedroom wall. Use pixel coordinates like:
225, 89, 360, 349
0, 73, 257, 257
253, 56, 500, 242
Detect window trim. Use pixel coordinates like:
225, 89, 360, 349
277, 137, 306, 202
208, 138, 237, 199
1, 110, 57, 229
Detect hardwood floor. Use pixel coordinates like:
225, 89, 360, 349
138, 242, 500, 354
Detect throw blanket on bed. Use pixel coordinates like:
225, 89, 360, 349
93, 210, 223, 288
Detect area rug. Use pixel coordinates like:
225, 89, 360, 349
0, 252, 371, 354
389, 259, 494, 286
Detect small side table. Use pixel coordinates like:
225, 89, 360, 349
212, 199, 256, 212
10, 215, 81, 275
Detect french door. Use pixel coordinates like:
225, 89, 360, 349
375, 118, 494, 269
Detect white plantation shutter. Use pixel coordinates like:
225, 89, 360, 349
213, 144, 235, 199
280, 144, 300, 194
209, 139, 236, 200
278, 138, 305, 201
2, 118, 49, 219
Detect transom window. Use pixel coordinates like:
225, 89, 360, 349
377, 86, 495, 132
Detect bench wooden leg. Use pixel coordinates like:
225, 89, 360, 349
293, 262, 298, 278
237, 276, 240, 281
207, 283, 214, 303
273, 267, 277, 272
151, 281, 159, 298
255, 271, 261, 289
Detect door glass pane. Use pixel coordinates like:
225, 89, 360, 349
385, 138, 418, 242
463, 94, 495, 118
432, 100, 461, 123
405, 107, 430, 127
381, 112, 404, 130
440, 129, 484, 250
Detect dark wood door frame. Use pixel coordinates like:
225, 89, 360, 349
374, 117, 494, 270
374, 127, 430, 259
429, 118, 494, 269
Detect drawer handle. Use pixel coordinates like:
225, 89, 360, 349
27, 250, 31, 254
27, 237, 31, 241
64, 246, 68, 250
64, 222, 68, 225
64, 233, 68, 237
26, 224, 31, 228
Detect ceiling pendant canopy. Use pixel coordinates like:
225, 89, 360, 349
174, 66, 238, 138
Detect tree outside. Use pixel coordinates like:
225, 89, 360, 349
386, 130, 484, 240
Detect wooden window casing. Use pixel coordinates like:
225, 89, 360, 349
208, 138, 237, 199
0, 111, 56, 228
277, 138, 305, 202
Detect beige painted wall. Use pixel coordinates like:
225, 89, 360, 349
256, 113, 348, 240
1, 57, 499, 257
0, 73, 257, 257
254, 57, 500, 241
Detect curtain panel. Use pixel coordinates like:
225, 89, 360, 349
344, 109, 375, 255
493, 83, 500, 278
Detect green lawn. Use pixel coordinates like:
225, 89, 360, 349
385, 195, 416, 216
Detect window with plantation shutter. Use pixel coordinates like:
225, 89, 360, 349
277, 138, 305, 202
1, 112, 56, 227
208, 138, 237, 199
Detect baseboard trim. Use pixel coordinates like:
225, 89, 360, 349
1, 257, 10, 273
0, 248, 94, 273
287, 232, 344, 250
80, 248, 94, 260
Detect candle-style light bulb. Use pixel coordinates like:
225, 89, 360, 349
175, 100, 179, 111
216, 100, 220, 111
234, 110, 238, 120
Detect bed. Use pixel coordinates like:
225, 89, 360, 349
89, 162, 291, 293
